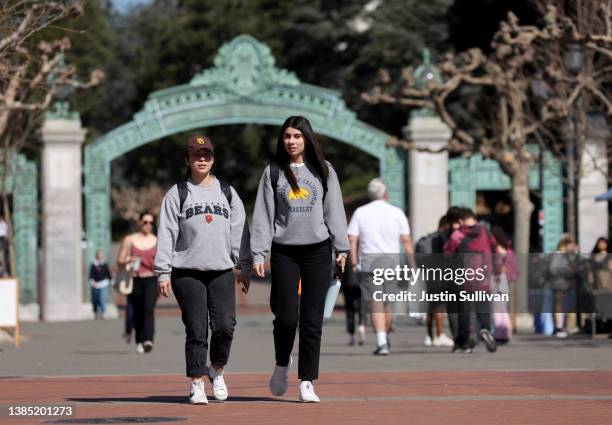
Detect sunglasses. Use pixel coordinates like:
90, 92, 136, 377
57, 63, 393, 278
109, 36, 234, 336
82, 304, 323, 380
142, 220, 154, 225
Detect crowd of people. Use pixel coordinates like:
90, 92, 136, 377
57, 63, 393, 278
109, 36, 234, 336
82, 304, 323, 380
86, 115, 612, 404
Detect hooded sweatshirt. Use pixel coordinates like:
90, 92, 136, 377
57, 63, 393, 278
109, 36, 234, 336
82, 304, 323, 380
250, 161, 349, 263
154, 178, 251, 282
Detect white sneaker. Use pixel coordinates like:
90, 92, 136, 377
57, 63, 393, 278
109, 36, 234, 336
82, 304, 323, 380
299, 381, 320, 403
424, 335, 433, 346
269, 356, 291, 396
136, 343, 144, 354
357, 325, 366, 346
208, 367, 228, 401
433, 333, 454, 347
189, 379, 208, 405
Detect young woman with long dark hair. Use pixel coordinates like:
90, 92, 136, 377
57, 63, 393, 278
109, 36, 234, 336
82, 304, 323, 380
251, 116, 349, 402
154, 135, 251, 405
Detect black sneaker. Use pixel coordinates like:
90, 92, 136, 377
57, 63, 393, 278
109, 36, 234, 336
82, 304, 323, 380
480, 329, 497, 353
143, 341, 154, 353
373, 344, 389, 356
452, 345, 472, 354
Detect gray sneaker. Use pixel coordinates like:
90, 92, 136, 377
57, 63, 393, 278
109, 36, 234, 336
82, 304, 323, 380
269, 356, 292, 396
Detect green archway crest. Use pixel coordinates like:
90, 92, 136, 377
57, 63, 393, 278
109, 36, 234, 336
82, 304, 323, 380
85, 35, 404, 263
189, 34, 300, 95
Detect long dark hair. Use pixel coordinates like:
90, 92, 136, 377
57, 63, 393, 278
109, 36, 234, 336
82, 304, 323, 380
591, 237, 611, 254
275, 116, 328, 192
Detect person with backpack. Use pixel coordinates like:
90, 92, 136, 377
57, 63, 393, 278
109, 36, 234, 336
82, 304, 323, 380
417, 215, 454, 348
251, 116, 349, 403
154, 135, 251, 405
444, 207, 500, 353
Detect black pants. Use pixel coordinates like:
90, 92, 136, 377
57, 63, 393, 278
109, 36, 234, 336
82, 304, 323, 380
342, 268, 365, 334
270, 239, 332, 381
128, 276, 157, 343
449, 297, 491, 348
171, 268, 236, 378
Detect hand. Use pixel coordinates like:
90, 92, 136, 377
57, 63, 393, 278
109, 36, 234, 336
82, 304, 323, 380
236, 271, 251, 294
253, 262, 265, 278
336, 255, 346, 274
158, 280, 171, 298
351, 263, 358, 273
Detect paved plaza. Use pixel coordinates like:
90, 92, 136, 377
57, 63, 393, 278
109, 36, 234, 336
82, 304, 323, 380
1, 286, 612, 424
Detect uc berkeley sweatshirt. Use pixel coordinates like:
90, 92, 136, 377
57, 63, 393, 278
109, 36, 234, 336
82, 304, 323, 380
154, 178, 251, 282
250, 162, 349, 264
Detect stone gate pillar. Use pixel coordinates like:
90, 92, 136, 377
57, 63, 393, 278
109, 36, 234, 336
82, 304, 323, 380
406, 115, 451, 242
41, 110, 86, 321
578, 115, 609, 253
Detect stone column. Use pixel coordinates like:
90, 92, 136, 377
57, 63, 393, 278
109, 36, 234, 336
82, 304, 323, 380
41, 115, 86, 321
578, 115, 609, 253
406, 115, 451, 242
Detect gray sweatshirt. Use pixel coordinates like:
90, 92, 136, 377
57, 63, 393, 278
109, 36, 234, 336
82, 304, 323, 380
251, 162, 349, 263
154, 178, 251, 282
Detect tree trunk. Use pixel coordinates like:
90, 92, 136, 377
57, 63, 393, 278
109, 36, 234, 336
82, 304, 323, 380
511, 161, 534, 313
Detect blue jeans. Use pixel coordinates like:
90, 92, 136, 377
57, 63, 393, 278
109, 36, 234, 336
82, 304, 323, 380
91, 286, 108, 315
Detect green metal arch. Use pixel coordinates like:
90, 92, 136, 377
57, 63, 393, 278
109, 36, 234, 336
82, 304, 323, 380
449, 149, 563, 252
1, 153, 38, 302
84, 35, 403, 262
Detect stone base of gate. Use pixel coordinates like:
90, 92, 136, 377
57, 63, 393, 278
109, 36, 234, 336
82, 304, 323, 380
19, 303, 40, 322
78, 302, 119, 321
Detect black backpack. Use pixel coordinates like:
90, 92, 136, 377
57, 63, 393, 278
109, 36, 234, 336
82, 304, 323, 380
269, 161, 328, 207
177, 179, 233, 213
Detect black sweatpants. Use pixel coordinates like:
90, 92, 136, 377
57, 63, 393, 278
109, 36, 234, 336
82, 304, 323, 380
128, 276, 158, 343
171, 268, 236, 378
270, 239, 332, 381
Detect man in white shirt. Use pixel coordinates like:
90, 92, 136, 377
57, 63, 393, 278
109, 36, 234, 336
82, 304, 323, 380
348, 178, 414, 355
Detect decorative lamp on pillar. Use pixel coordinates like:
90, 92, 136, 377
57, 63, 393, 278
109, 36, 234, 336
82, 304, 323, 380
406, 48, 451, 241
412, 49, 442, 118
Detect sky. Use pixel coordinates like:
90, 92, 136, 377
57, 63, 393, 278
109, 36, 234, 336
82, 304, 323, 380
111, 0, 152, 13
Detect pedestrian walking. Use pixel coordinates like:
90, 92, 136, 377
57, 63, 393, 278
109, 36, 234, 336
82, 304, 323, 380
417, 215, 454, 348
444, 207, 499, 353
117, 212, 158, 354
347, 178, 414, 356
545, 234, 581, 338
251, 116, 348, 403
490, 225, 517, 342
341, 254, 367, 346
89, 250, 112, 320
155, 135, 251, 405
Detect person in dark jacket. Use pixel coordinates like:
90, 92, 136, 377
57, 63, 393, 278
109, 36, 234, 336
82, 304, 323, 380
89, 250, 112, 320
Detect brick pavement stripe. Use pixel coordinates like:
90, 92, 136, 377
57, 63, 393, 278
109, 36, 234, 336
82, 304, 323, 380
1, 371, 611, 424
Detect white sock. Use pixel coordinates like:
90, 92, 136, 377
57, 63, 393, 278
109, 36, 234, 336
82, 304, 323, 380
376, 331, 387, 347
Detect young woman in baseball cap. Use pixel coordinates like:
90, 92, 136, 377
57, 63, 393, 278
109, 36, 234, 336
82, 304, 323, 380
154, 135, 251, 405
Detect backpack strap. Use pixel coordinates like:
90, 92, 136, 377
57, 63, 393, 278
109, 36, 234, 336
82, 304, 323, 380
219, 180, 233, 205
178, 181, 189, 213
177, 179, 232, 214
270, 162, 280, 195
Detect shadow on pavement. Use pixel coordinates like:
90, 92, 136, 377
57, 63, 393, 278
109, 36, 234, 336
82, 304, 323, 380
68, 396, 187, 404
67, 396, 297, 404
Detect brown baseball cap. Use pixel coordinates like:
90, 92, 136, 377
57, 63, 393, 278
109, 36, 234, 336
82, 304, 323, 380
186, 135, 214, 155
